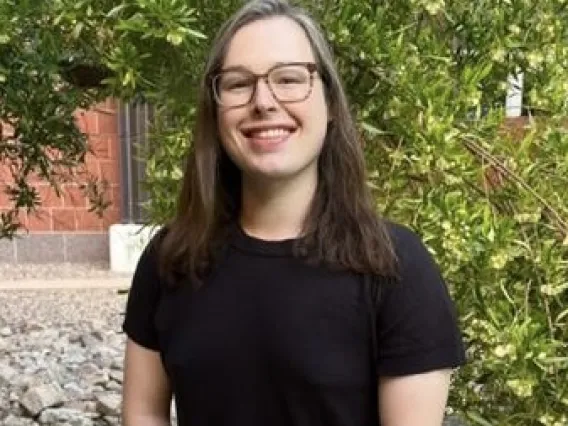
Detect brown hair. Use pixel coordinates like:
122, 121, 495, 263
158, 0, 398, 286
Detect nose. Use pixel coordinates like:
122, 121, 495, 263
251, 78, 278, 112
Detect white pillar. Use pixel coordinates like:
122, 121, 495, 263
506, 73, 524, 117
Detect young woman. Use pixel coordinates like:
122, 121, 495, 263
121, 1, 466, 425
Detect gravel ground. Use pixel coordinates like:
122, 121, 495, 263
0, 288, 128, 330
0, 280, 134, 425
0, 263, 131, 281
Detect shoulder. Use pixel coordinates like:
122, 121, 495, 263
122, 225, 169, 350
373, 221, 466, 375
136, 225, 170, 267
384, 220, 439, 274
128, 225, 171, 293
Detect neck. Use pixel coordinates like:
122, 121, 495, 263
240, 169, 317, 241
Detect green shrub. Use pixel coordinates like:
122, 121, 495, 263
136, 2, 568, 424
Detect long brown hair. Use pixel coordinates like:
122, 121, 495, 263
158, 0, 398, 286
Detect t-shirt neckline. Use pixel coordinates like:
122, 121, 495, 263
229, 223, 298, 257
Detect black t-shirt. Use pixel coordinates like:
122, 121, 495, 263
122, 222, 466, 426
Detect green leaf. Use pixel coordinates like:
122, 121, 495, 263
106, 4, 127, 18
466, 412, 494, 426
185, 28, 207, 40
166, 32, 183, 46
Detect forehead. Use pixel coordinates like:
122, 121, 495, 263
222, 16, 316, 72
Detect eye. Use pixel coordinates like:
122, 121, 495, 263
277, 76, 304, 84
227, 81, 250, 90
271, 67, 309, 86
219, 74, 253, 91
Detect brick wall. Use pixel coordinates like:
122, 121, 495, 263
0, 98, 122, 263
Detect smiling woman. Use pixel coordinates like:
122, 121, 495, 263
120, 1, 466, 426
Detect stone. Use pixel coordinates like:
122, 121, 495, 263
63, 382, 88, 400
110, 357, 123, 370
0, 336, 8, 352
38, 407, 95, 425
0, 287, 128, 425
103, 380, 122, 392
102, 415, 121, 426
64, 400, 98, 413
0, 362, 18, 386
85, 371, 109, 387
95, 393, 121, 417
19, 382, 65, 416
109, 370, 123, 383
1, 414, 39, 426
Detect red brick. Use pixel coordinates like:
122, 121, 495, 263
97, 111, 117, 135
100, 161, 120, 185
76, 208, 103, 232
75, 110, 88, 133
62, 185, 87, 208
36, 184, 63, 208
52, 208, 77, 231
76, 111, 99, 135
88, 135, 109, 158
1, 121, 15, 138
88, 112, 100, 135
84, 153, 101, 178
0, 185, 11, 208
0, 165, 13, 183
0, 207, 26, 227
107, 135, 119, 160
110, 186, 122, 209
27, 208, 53, 232
102, 208, 121, 229
94, 99, 117, 114
26, 171, 45, 184
104, 98, 117, 110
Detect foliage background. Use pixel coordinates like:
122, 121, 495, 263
1, 0, 567, 424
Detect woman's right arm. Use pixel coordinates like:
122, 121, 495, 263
122, 338, 173, 426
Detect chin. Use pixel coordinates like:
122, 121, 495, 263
248, 167, 296, 180
247, 160, 317, 182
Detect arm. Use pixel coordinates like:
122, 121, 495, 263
122, 338, 173, 426
373, 224, 466, 426
378, 369, 452, 426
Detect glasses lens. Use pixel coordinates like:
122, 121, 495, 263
215, 71, 254, 107
268, 65, 311, 102
213, 64, 313, 107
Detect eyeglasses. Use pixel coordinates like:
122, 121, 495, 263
211, 62, 318, 108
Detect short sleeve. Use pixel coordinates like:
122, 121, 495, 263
121, 231, 164, 351
375, 224, 467, 376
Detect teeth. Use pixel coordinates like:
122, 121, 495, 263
250, 128, 290, 139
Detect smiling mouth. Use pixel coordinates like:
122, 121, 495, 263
242, 127, 295, 140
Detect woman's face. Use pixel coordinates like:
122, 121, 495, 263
216, 16, 329, 181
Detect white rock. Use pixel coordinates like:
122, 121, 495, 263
104, 380, 122, 392
63, 382, 88, 399
20, 382, 65, 416
0, 336, 8, 352
95, 393, 122, 416
38, 407, 95, 425
0, 362, 18, 386
109, 370, 123, 383
1, 414, 39, 426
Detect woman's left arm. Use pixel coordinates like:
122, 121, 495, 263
378, 369, 452, 426
372, 224, 467, 426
